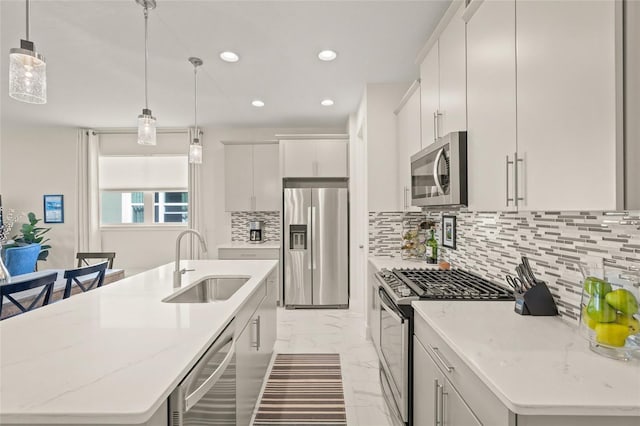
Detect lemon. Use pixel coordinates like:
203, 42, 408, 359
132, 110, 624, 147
583, 277, 611, 296
615, 314, 640, 335
605, 289, 639, 315
581, 307, 598, 330
595, 323, 630, 347
586, 296, 617, 323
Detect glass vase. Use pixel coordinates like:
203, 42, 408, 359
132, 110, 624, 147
578, 261, 640, 361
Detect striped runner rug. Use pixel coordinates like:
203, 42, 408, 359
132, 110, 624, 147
253, 353, 347, 426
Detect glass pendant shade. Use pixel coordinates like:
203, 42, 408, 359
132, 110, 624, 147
137, 109, 157, 145
189, 138, 202, 164
9, 44, 46, 104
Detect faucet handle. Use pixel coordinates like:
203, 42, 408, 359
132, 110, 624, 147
180, 268, 195, 274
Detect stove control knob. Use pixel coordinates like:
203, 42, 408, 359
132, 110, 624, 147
399, 287, 412, 297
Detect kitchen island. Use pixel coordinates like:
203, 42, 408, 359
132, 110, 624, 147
0, 259, 278, 425
412, 301, 640, 425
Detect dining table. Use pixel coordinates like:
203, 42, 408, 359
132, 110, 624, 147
0, 268, 125, 320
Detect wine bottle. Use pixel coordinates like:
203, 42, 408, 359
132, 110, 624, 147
425, 229, 438, 264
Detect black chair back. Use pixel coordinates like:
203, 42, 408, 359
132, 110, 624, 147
63, 261, 109, 299
76, 252, 116, 269
0, 272, 58, 320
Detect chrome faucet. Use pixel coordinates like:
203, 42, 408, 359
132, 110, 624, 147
174, 229, 208, 288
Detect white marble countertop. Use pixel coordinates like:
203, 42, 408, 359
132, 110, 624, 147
368, 256, 439, 271
0, 259, 278, 425
412, 301, 640, 416
217, 241, 281, 249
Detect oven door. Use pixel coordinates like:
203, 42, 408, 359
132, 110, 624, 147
378, 287, 409, 424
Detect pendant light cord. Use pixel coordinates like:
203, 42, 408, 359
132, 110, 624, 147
25, 0, 30, 41
194, 66, 198, 138
144, 6, 149, 110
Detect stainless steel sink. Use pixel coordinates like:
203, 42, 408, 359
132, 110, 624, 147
163, 277, 249, 303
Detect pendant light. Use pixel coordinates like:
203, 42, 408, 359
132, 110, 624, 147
9, 0, 46, 104
136, 0, 157, 145
188, 57, 203, 164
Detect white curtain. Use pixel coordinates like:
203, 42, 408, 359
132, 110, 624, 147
188, 128, 206, 259
76, 129, 102, 252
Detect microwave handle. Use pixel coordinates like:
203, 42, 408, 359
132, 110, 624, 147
184, 337, 235, 411
433, 147, 446, 195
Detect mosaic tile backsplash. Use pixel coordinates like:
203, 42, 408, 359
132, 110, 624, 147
231, 211, 280, 242
369, 210, 640, 322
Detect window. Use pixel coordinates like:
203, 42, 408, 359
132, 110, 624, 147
99, 155, 189, 226
154, 192, 188, 223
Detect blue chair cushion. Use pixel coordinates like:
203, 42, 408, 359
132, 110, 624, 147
2, 244, 41, 276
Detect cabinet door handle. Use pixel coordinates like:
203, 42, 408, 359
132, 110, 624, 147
506, 155, 514, 206
433, 111, 438, 142
429, 345, 455, 373
434, 379, 440, 426
251, 315, 261, 350
515, 152, 525, 206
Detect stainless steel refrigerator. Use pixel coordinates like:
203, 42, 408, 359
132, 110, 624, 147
283, 181, 349, 308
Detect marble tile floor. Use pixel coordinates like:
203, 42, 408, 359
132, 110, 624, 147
269, 307, 394, 426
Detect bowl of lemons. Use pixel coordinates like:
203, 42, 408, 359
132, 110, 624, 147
579, 262, 640, 361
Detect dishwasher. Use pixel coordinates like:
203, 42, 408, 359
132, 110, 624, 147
169, 320, 236, 425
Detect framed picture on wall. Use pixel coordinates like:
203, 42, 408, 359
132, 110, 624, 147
43, 194, 64, 224
442, 215, 457, 250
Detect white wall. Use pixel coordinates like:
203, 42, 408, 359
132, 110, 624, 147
0, 126, 78, 270
365, 83, 409, 212
626, 0, 640, 209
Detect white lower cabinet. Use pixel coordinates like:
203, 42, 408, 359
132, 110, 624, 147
235, 272, 277, 426
366, 261, 380, 353
413, 336, 481, 426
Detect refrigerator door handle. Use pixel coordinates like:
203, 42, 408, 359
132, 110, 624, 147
307, 207, 312, 270
310, 206, 316, 270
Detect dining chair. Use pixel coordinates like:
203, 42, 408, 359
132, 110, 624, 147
0, 272, 58, 320
63, 261, 109, 299
3, 243, 41, 276
76, 252, 116, 269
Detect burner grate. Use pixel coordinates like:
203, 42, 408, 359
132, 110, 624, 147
392, 268, 513, 300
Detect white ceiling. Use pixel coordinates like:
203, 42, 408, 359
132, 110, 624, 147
0, 0, 449, 129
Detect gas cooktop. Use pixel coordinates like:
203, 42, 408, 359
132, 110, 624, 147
377, 268, 514, 304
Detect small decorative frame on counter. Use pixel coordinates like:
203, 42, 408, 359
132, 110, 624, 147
43, 194, 64, 224
442, 215, 457, 249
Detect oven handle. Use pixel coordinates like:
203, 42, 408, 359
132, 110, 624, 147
378, 288, 405, 324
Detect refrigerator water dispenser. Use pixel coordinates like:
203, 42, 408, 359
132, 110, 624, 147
289, 225, 307, 250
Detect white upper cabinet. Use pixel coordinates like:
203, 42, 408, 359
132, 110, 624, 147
315, 140, 349, 177
438, 2, 467, 136
253, 144, 281, 211
466, 0, 517, 212
281, 140, 317, 178
225, 143, 280, 212
281, 139, 348, 178
516, 0, 620, 211
420, 43, 440, 147
420, 1, 467, 148
225, 144, 254, 211
395, 82, 422, 211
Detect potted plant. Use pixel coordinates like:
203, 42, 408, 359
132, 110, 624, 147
10, 212, 52, 263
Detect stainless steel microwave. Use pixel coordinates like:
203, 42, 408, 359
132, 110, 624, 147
410, 131, 467, 208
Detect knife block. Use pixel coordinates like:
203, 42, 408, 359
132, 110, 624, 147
514, 282, 558, 316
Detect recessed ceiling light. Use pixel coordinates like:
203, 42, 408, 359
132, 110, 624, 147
318, 50, 337, 61
252, 100, 265, 107
321, 99, 334, 107
220, 51, 240, 63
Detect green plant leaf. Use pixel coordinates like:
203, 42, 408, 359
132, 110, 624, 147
27, 212, 36, 223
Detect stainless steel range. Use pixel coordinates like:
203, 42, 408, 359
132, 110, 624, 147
374, 268, 513, 426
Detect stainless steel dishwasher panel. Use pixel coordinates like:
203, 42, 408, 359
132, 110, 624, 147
170, 321, 236, 425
